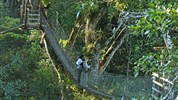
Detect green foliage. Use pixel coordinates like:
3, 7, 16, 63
107, 0, 127, 19
2, 80, 26, 100
135, 48, 178, 79
0, 1, 3, 16
42, 0, 49, 6
107, 0, 127, 11
162, 49, 178, 78
0, 30, 62, 99
130, 0, 178, 38
59, 39, 69, 48
0, 1, 10, 18
0, 17, 20, 31
0, 33, 27, 99
75, 0, 100, 16
131, 97, 151, 100
25, 60, 62, 99
0, 15, 106, 99
47, 0, 80, 34
134, 53, 159, 77
130, 0, 178, 77
73, 92, 107, 100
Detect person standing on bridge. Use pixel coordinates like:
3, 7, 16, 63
76, 55, 85, 82
76, 55, 91, 83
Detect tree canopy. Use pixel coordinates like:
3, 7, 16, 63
46, 0, 178, 78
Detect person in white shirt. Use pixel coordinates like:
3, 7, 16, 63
76, 55, 91, 82
76, 55, 84, 69
76, 55, 84, 82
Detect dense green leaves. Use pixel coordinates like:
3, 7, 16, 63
0, 1, 10, 18
0, 31, 63, 99
47, 0, 80, 34
0, 17, 20, 31
0, 14, 106, 99
130, 0, 178, 78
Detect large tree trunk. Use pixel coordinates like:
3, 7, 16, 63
68, 17, 83, 47
84, 12, 104, 55
85, 15, 96, 47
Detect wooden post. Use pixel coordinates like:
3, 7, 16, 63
153, 46, 166, 72
38, 0, 42, 26
152, 73, 163, 99
26, 0, 33, 9
20, 5, 23, 23
39, 0, 41, 26
22, 0, 27, 29
152, 46, 166, 99
25, 8, 29, 29
152, 72, 174, 99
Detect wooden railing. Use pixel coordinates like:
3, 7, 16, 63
152, 72, 174, 100
20, 0, 41, 29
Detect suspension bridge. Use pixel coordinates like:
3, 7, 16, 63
0, 0, 177, 99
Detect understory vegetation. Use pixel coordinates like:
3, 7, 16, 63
0, 18, 106, 100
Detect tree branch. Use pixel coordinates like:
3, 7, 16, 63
0, 24, 23, 34
105, 21, 123, 46
43, 36, 61, 81
99, 26, 127, 73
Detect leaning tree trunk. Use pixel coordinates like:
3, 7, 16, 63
93, 11, 147, 75
68, 17, 83, 47
84, 12, 104, 56
99, 26, 127, 73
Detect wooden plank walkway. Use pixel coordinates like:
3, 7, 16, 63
40, 13, 114, 99
41, 19, 78, 81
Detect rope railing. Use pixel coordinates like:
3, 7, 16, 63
49, 21, 80, 69
83, 71, 152, 98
